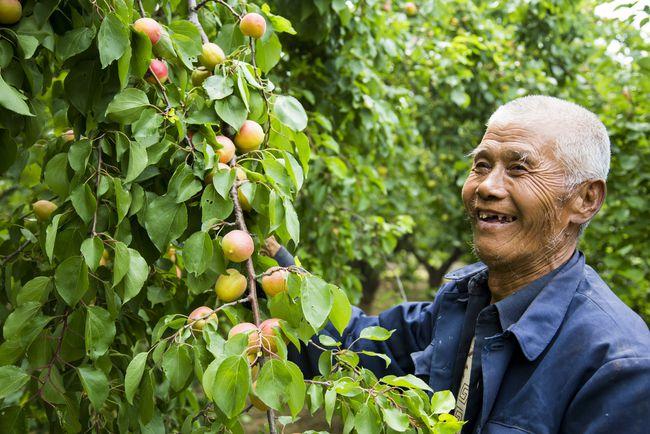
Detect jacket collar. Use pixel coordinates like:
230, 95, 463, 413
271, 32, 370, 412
444, 251, 585, 361
507, 251, 584, 361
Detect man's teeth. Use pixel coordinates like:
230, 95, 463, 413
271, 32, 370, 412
477, 212, 516, 223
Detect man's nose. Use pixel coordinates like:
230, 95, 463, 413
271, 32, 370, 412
476, 167, 508, 200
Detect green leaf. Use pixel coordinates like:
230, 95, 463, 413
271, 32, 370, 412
382, 406, 409, 432
183, 231, 213, 275
359, 326, 394, 342
324, 388, 336, 425
125, 140, 149, 183
85, 305, 115, 359
67, 139, 92, 172
78, 366, 109, 409
261, 5, 297, 34
55, 256, 89, 306
212, 355, 250, 418
201, 358, 223, 401
112, 241, 130, 286
44, 153, 69, 198
431, 390, 456, 414
130, 29, 153, 78
328, 285, 351, 335
81, 237, 104, 271
274, 95, 307, 131
56, 27, 96, 61
144, 195, 188, 251
285, 361, 306, 417
16, 34, 38, 59
70, 184, 96, 224
2, 301, 40, 340
168, 164, 201, 203
44, 214, 62, 262
301, 275, 333, 330
211, 165, 235, 199
169, 21, 202, 69
215, 96, 247, 130
98, 13, 131, 68
283, 199, 300, 243
123, 248, 149, 302
17, 276, 52, 305
200, 185, 233, 222
106, 88, 150, 124
203, 75, 234, 100
360, 351, 392, 368
125, 352, 148, 404
132, 109, 163, 147
254, 358, 291, 411
0, 366, 30, 399
255, 32, 282, 74
162, 345, 193, 392
381, 374, 432, 392
355, 405, 381, 434
0, 72, 33, 116
113, 178, 131, 224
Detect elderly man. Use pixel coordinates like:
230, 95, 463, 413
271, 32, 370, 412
268, 95, 650, 433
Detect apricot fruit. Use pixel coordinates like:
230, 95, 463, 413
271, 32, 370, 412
260, 318, 282, 353
228, 322, 261, 353
404, 2, 417, 16
215, 135, 235, 163
62, 129, 75, 142
261, 266, 288, 297
215, 268, 247, 302
199, 42, 225, 70
221, 230, 254, 263
234, 120, 264, 152
239, 13, 266, 39
191, 67, 211, 86
133, 18, 162, 45
147, 59, 168, 84
187, 306, 218, 331
0, 0, 22, 25
32, 200, 57, 221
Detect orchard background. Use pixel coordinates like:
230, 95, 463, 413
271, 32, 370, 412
0, 0, 648, 433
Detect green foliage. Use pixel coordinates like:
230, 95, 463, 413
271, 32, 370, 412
266, 0, 649, 317
0, 0, 460, 432
0, 0, 647, 432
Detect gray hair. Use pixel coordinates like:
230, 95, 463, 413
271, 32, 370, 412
487, 95, 610, 233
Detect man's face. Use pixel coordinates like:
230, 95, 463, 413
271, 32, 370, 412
461, 122, 575, 269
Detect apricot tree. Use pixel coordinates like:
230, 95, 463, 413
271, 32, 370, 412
0, 1, 461, 432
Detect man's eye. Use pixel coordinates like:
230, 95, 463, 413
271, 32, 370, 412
510, 164, 527, 172
474, 162, 490, 171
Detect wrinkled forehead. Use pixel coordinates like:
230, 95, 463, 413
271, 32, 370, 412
474, 120, 561, 159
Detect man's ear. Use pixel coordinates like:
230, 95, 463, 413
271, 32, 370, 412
569, 179, 606, 225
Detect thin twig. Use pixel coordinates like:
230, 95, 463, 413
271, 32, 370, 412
0, 240, 31, 266
91, 141, 103, 236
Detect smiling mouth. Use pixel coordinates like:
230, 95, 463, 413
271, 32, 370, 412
477, 211, 517, 224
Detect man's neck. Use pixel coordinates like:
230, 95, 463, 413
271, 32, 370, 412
487, 246, 576, 303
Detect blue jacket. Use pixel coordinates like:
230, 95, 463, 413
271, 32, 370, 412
286, 251, 650, 433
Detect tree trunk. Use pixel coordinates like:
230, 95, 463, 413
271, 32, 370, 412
353, 260, 381, 311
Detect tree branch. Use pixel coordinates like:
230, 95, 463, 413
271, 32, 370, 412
187, 6, 276, 431
0, 240, 31, 266
188, 0, 209, 43
91, 141, 103, 236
